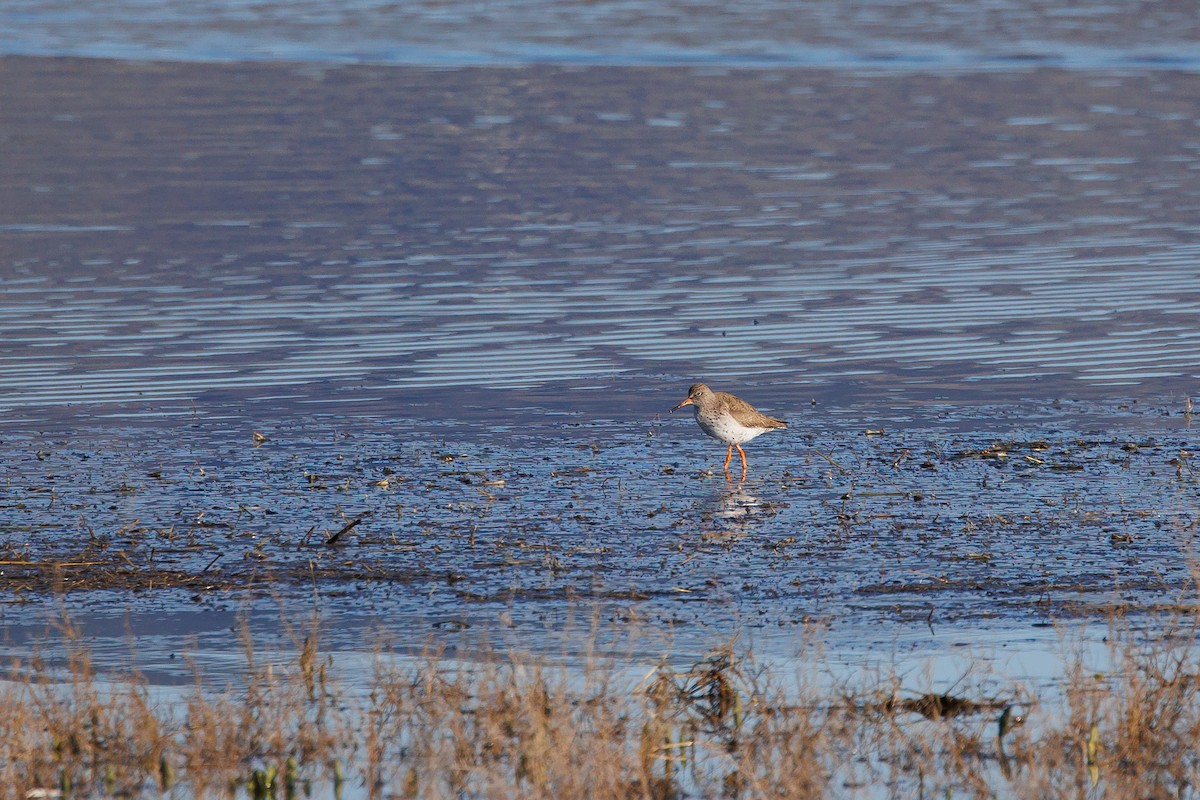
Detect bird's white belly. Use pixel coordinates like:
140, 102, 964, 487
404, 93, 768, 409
695, 409, 768, 444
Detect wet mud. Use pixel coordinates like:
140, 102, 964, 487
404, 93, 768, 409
2, 398, 1197, 665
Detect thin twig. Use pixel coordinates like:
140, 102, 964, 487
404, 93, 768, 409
812, 447, 850, 475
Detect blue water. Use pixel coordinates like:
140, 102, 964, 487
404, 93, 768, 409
3, 0, 1200, 69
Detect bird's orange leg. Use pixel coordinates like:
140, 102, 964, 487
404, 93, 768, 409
723, 444, 733, 471
736, 444, 748, 472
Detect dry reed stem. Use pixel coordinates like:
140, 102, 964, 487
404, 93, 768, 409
5, 612, 1200, 798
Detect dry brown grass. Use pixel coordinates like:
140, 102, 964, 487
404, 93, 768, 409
4, 611, 1200, 799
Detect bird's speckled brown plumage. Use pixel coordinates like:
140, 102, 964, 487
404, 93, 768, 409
670, 383, 786, 472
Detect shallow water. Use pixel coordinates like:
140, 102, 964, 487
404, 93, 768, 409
4, 0, 1200, 69
1, 46, 1200, 695
2, 60, 1199, 429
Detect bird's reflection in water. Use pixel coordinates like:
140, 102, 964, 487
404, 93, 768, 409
698, 479, 781, 543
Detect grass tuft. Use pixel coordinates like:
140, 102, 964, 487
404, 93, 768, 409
5, 611, 1200, 797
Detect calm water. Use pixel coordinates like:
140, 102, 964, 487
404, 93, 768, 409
1, 0, 1199, 694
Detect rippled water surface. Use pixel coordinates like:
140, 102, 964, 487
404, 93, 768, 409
1, 39, 1199, 687
2, 60, 1199, 425
4, 0, 1200, 68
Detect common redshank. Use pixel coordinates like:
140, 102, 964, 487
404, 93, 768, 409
670, 383, 786, 472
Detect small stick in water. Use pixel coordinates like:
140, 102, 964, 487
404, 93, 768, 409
325, 516, 363, 546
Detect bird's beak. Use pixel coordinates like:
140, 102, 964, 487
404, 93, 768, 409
670, 397, 693, 413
